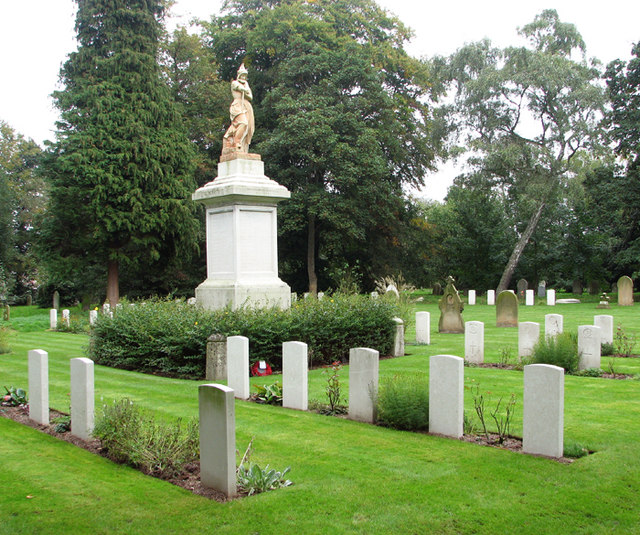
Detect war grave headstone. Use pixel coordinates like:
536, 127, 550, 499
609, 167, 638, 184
496, 291, 518, 327
465, 321, 484, 364
429, 355, 464, 439
547, 289, 556, 306
545, 314, 563, 339
519, 322, 540, 359
438, 277, 464, 334
578, 325, 601, 370
487, 289, 495, 306
415, 311, 430, 345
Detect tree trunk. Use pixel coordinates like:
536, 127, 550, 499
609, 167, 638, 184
307, 213, 318, 296
496, 202, 546, 293
107, 258, 120, 307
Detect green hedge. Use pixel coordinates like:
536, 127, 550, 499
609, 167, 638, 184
88, 295, 397, 378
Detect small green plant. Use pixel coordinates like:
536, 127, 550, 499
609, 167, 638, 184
463, 411, 477, 435
52, 413, 71, 433
614, 324, 637, 357
490, 393, 516, 444
322, 361, 346, 415
93, 399, 198, 478
57, 313, 87, 334
575, 368, 603, 377
498, 347, 514, 367
564, 441, 591, 458
376, 374, 429, 431
251, 382, 283, 405
601, 342, 614, 356
531, 332, 579, 374
2, 386, 28, 406
468, 381, 490, 441
236, 439, 292, 496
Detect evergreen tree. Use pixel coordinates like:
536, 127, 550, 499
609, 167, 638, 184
41, 0, 198, 305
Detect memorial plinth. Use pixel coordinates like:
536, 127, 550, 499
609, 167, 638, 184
193, 156, 291, 310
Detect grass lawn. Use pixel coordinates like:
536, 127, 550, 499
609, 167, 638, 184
1, 300, 640, 534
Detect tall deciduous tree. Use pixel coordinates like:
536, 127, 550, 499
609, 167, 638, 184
203, 0, 443, 293
41, 0, 198, 305
440, 10, 606, 291
0, 121, 44, 302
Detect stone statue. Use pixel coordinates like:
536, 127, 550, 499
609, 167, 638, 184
223, 63, 255, 154
438, 276, 464, 333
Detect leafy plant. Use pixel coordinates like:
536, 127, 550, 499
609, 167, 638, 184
575, 368, 603, 378
236, 439, 292, 496
463, 411, 477, 435
93, 399, 198, 478
322, 361, 346, 415
615, 324, 637, 357
601, 342, 614, 356
251, 382, 283, 405
490, 394, 516, 444
376, 374, 429, 431
2, 386, 27, 406
498, 347, 514, 367
52, 413, 71, 433
531, 332, 579, 374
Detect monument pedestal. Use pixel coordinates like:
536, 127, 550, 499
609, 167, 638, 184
193, 156, 291, 310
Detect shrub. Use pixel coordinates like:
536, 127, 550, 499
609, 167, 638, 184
564, 441, 591, 458
376, 374, 429, 431
601, 342, 614, 356
531, 332, 579, 374
93, 399, 198, 478
89, 295, 397, 378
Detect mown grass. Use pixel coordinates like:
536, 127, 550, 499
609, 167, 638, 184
1, 301, 640, 533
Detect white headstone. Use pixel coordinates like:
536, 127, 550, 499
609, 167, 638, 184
415, 311, 430, 345
519, 322, 540, 359
49, 309, 57, 330
370, 291, 379, 299
392, 317, 404, 357
291, 292, 297, 302
464, 321, 484, 364
544, 314, 563, 339
70, 357, 94, 440
348, 348, 379, 423
282, 341, 308, 411
227, 336, 250, 400
468, 290, 476, 305
28, 349, 49, 425
62, 309, 70, 327
594, 315, 613, 345
429, 355, 464, 438
546, 289, 556, 306
578, 325, 601, 371
187, 297, 197, 305
523, 364, 564, 458
487, 289, 495, 306
525, 289, 534, 306
102, 303, 110, 315
199, 384, 236, 498
89, 309, 98, 326
317, 292, 325, 300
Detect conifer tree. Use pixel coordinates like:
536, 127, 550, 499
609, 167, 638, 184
41, 0, 198, 305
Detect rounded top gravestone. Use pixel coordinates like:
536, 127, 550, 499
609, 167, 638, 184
496, 290, 518, 327
617, 276, 634, 306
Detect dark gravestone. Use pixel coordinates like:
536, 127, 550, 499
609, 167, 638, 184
572, 280, 583, 295
516, 279, 528, 301
438, 277, 464, 333
537, 280, 546, 298
53, 290, 60, 311
496, 291, 518, 328
588, 281, 600, 295
432, 283, 443, 296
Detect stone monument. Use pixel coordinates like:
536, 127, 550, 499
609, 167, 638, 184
617, 276, 633, 306
193, 64, 291, 310
438, 276, 464, 333
496, 290, 518, 327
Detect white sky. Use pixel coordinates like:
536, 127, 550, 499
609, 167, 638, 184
0, 1, 638, 201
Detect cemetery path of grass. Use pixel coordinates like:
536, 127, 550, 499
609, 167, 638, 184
2, 303, 640, 533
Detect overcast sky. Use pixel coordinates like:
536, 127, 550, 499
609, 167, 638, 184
1, 1, 638, 201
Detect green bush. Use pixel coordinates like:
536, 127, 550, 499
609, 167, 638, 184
376, 374, 429, 431
530, 333, 579, 374
93, 399, 198, 478
88, 295, 397, 378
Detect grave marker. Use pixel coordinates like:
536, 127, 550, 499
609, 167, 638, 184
465, 321, 484, 364
617, 276, 634, 306
547, 289, 556, 306
393, 317, 404, 357
348, 348, 379, 423
519, 322, 540, 359
28, 349, 49, 425
70, 357, 94, 440
487, 289, 495, 306
283, 341, 308, 411
544, 314, 563, 339
206, 334, 227, 381
594, 315, 613, 345
429, 355, 463, 438
415, 311, 430, 345
578, 325, 601, 371
468, 290, 476, 305
496, 291, 518, 327
227, 336, 250, 400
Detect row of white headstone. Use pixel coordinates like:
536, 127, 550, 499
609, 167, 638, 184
467, 289, 557, 306
202, 349, 566, 498
461, 314, 613, 370
27, 349, 94, 441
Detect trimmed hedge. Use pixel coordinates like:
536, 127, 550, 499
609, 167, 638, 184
88, 295, 397, 379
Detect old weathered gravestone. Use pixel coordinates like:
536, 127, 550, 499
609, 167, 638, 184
572, 280, 583, 295
537, 280, 546, 298
588, 281, 600, 295
26, 294, 32, 306
53, 290, 60, 311
3, 305, 9, 321
432, 282, 443, 296
496, 291, 518, 327
206, 334, 227, 381
438, 277, 464, 334
617, 276, 633, 306
517, 279, 528, 300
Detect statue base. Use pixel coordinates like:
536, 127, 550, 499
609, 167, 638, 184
192, 156, 291, 311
